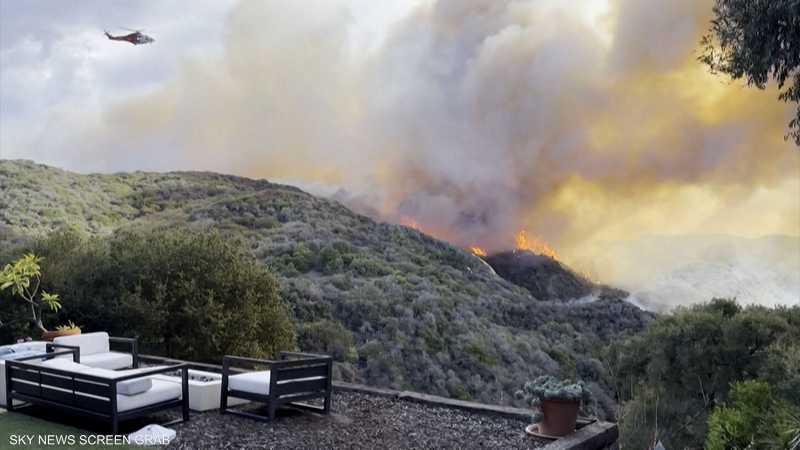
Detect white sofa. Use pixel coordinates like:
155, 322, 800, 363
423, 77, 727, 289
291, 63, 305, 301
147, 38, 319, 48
1, 332, 138, 407
41, 358, 182, 412
53, 332, 136, 370
5, 355, 189, 433
0, 341, 48, 407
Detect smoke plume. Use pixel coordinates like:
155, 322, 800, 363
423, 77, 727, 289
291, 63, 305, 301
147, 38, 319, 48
33, 0, 800, 304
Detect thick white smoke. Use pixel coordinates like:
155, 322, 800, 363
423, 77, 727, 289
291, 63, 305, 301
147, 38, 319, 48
21, 0, 800, 306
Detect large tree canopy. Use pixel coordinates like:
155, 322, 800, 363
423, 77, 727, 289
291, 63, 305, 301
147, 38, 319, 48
700, 0, 800, 146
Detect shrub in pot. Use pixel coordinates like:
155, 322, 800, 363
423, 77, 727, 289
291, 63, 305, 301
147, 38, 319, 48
42, 321, 81, 341
517, 375, 592, 437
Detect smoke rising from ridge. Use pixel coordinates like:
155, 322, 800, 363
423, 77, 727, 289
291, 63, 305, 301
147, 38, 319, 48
16, 0, 800, 303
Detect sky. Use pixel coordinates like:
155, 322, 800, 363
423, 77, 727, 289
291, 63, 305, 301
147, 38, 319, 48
1, 0, 799, 302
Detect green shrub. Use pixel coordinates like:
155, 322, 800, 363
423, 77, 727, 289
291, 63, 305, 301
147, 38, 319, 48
290, 243, 315, 273
706, 380, 796, 450
298, 320, 358, 362
613, 299, 800, 449
28, 227, 296, 362
349, 256, 390, 277
319, 244, 344, 274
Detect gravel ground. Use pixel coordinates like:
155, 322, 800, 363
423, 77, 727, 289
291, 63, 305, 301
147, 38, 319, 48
164, 391, 548, 450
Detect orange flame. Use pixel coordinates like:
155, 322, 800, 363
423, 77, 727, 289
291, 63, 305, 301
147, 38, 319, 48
515, 230, 559, 260
400, 215, 421, 231
470, 246, 487, 257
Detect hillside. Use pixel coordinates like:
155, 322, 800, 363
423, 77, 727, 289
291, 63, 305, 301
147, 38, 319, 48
484, 251, 622, 301
0, 160, 652, 414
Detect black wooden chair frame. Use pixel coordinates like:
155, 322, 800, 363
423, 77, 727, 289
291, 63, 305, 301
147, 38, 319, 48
5, 349, 188, 434
220, 351, 333, 421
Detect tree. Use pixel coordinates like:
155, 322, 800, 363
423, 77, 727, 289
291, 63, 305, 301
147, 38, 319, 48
700, 0, 800, 145
0, 253, 61, 332
22, 227, 297, 362
612, 299, 798, 448
706, 380, 798, 450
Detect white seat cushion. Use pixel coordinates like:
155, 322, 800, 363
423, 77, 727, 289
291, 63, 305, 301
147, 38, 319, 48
229, 370, 271, 395
80, 352, 132, 370
54, 332, 110, 356
115, 379, 181, 412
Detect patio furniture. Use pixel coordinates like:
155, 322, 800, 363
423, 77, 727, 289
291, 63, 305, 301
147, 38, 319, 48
53, 332, 139, 370
220, 352, 333, 421
5, 350, 189, 434
152, 368, 249, 411
0, 341, 48, 407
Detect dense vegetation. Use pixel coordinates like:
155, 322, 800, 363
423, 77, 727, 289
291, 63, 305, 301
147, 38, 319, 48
706, 380, 800, 450
0, 229, 296, 362
0, 160, 651, 412
610, 299, 800, 449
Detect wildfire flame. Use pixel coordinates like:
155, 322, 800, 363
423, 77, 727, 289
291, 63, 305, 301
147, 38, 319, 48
400, 215, 421, 231
515, 230, 559, 260
470, 246, 487, 257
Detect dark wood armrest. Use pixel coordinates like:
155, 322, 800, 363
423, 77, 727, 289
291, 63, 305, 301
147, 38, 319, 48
109, 336, 139, 368
46, 343, 81, 363
222, 355, 277, 374
15, 348, 79, 363
280, 351, 333, 361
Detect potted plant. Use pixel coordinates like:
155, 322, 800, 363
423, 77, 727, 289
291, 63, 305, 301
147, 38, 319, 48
0, 253, 63, 340
517, 375, 592, 437
42, 321, 82, 341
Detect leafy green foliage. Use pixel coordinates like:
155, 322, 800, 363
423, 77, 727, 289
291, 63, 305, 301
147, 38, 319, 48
612, 299, 800, 448
298, 320, 358, 363
0, 253, 61, 331
700, 0, 800, 145
706, 380, 798, 450
7, 228, 296, 362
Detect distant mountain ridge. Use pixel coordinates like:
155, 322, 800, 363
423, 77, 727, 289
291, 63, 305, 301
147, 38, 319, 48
0, 159, 651, 415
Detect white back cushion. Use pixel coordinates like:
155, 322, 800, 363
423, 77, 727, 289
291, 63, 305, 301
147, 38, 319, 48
116, 379, 180, 412
54, 332, 110, 355
81, 352, 133, 370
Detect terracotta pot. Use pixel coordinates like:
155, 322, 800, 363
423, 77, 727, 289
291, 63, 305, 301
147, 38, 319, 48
539, 398, 580, 436
41, 328, 81, 342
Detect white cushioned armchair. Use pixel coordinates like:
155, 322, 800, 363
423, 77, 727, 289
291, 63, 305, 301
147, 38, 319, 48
221, 351, 333, 421
53, 332, 138, 370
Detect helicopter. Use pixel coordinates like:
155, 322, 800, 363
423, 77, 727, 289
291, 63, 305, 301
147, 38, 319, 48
104, 28, 154, 45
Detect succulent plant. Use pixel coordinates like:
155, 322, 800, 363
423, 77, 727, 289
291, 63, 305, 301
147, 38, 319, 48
518, 375, 592, 404
55, 321, 80, 332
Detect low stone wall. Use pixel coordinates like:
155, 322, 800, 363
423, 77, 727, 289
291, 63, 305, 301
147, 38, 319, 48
334, 381, 618, 450
141, 354, 618, 449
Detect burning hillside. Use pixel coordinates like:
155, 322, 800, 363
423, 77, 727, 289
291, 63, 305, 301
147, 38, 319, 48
461, 227, 618, 302
514, 230, 559, 261
483, 250, 596, 301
